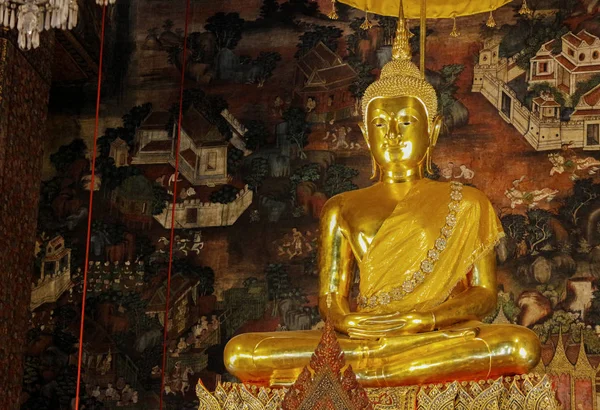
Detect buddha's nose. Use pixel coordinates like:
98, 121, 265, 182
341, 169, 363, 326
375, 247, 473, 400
387, 130, 401, 145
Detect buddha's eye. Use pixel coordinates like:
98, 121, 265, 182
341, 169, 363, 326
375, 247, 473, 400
399, 116, 418, 126
372, 119, 387, 129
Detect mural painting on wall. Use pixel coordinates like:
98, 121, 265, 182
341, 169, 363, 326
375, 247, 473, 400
20, 0, 600, 408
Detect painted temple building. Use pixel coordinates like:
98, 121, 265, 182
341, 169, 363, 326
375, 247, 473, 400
131, 108, 253, 228
294, 42, 358, 124
132, 108, 228, 186
31, 235, 72, 310
472, 31, 600, 151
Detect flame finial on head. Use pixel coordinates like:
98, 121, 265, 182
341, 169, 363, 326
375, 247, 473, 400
361, 1, 437, 129
392, 0, 412, 61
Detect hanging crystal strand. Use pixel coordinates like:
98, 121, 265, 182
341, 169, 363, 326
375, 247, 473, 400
4, 5, 11, 27
519, 0, 532, 16
450, 14, 460, 37
18, 30, 25, 50
9, 7, 15, 29
0, 3, 5, 28
32, 29, 40, 49
45, 7, 51, 31
58, 0, 66, 27
327, 0, 338, 20
38, 7, 44, 33
360, 10, 372, 30
68, 2, 75, 29
486, 10, 496, 28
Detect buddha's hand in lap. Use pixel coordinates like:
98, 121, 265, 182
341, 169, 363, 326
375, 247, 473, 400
344, 311, 435, 340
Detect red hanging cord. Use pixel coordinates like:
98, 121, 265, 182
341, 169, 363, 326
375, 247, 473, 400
159, 0, 192, 407
74, 4, 107, 409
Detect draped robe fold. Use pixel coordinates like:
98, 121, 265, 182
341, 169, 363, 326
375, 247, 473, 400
358, 179, 505, 314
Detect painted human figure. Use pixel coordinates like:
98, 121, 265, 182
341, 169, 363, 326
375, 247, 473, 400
211, 314, 220, 331
454, 164, 475, 180
288, 228, 305, 259
334, 126, 350, 150
306, 97, 316, 113
190, 231, 204, 255
105, 383, 117, 401
441, 161, 455, 179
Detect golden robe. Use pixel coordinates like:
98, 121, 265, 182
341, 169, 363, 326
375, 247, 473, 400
358, 179, 504, 314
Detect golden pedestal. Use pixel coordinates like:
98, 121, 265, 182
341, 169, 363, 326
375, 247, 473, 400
197, 322, 559, 410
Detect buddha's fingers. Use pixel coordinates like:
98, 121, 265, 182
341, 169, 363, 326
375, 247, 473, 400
347, 325, 406, 340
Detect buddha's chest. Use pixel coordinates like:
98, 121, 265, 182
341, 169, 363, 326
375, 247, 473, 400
341, 195, 433, 262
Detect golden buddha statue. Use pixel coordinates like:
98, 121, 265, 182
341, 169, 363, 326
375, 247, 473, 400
224, 16, 541, 387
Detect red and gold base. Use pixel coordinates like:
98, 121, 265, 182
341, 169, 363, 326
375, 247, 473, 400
196, 322, 559, 409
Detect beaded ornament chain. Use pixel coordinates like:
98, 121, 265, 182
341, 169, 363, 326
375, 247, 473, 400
358, 181, 464, 309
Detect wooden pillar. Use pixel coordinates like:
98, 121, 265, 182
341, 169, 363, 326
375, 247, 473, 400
0, 32, 53, 409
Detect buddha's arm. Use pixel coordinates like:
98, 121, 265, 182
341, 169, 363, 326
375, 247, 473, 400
317, 197, 358, 334
429, 250, 498, 328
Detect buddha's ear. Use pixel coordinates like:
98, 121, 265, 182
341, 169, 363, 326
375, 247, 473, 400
359, 122, 370, 148
430, 115, 443, 147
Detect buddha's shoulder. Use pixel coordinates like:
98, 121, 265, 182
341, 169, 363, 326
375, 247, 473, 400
321, 185, 378, 213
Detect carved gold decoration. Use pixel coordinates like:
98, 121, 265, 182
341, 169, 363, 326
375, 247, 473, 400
518, 0, 532, 17
328, 0, 338, 20
450, 15, 461, 37
197, 374, 558, 410
200, 322, 557, 410
281, 320, 373, 410
360, 11, 372, 30
416, 374, 559, 410
486, 11, 496, 28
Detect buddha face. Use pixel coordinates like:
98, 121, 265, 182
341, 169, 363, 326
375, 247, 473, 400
363, 96, 438, 174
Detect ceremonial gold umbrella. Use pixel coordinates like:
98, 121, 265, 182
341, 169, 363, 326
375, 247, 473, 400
331, 0, 515, 75
336, 0, 512, 19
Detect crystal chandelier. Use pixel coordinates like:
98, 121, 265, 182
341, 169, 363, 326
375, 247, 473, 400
0, 0, 116, 51
0, 0, 78, 50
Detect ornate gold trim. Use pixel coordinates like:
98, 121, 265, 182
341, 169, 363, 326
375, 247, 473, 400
197, 374, 558, 410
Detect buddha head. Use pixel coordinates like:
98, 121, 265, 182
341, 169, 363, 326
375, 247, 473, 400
360, 20, 441, 180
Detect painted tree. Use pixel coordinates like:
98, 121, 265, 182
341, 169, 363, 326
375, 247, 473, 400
289, 163, 321, 202
100, 163, 142, 194
295, 24, 343, 58
282, 107, 310, 159
323, 164, 359, 197
244, 158, 270, 192
525, 209, 555, 254
498, 3, 571, 70
501, 214, 528, 243
49, 139, 87, 173
151, 183, 171, 215
227, 147, 244, 175
254, 51, 282, 87
279, 0, 319, 23
210, 184, 240, 204
205, 12, 245, 50
260, 0, 279, 20
348, 59, 375, 114
560, 179, 600, 226
244, 120, 269, 151
172, 259, 215, 296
